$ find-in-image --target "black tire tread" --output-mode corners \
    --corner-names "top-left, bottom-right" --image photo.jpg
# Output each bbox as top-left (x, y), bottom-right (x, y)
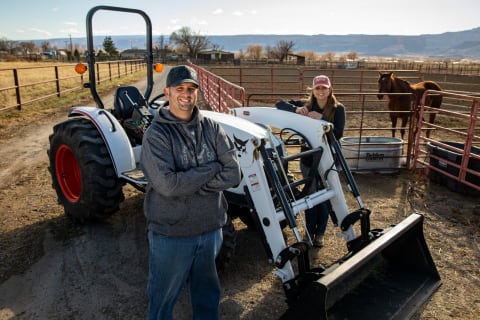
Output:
top-left (216, 216), bottom-right (237, 271)
top-left (48, 117), bottom-right (125, 223)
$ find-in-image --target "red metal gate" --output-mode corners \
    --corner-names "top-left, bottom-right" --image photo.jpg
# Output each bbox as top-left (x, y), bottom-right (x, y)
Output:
top-left (190, 62), bottom-right (480, 188)
top-left (412, 90), bottom-right (480, 193)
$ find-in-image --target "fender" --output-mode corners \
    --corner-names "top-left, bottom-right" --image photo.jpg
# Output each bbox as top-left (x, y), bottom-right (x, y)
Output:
top-left (68, 106), bottom-right (136, 176)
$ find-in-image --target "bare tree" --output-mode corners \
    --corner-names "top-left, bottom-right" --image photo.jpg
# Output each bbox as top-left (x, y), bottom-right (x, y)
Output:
top-left (265, 45), bottom-right (276, 60)
top-left (41, 41), bottom-right (51, 53)
top-left (0, 37), bottom-right (7, 52)
top-left (19, 41), bottom-right (36, 55)
top-left (0, 37), bottom-right (18, 54)
top-left (274, 40), bottom-right (295, 63)
top-left (236, 49), bottom-right (246, 60)
top-left (246, 45), bottom-right (263, 60)
top-left (297, 50), bottom-right (318, 62)
top-left (321, 52), bottom-right (335, 61)
top-left (211, 43), bottom-right (222, 51)
top-left (170, 26), bottom-right (209, 59)
top-left (347, 52), bottom-right (359, 60)
top-left (155, 35), bottom-right (170, 62)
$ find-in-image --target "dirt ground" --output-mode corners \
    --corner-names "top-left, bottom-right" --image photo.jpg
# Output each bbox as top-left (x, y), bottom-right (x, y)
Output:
top-left (0, 77), bottom-right (479, 319)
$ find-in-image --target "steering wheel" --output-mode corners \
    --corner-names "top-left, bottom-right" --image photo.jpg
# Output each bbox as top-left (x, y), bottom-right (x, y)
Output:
top-left (279, 128), bottom-right (310, 148)
top-left (149, 93), bottom-right (169, 109)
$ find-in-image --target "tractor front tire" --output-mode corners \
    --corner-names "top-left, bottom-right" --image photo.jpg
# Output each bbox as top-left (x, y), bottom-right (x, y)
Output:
top-left (216, 216), bottom-right (237, 271)
top-left (48, 117), bottom-right (125, 223)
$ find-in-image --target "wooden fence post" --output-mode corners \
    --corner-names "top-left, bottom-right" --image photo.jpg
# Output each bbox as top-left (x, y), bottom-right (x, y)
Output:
top-left (13, 69), bottom-right (21, 110)
top-left (96, 63), bottom-right (101, 84)
top-left (55, 66), bottom-right (60, 97)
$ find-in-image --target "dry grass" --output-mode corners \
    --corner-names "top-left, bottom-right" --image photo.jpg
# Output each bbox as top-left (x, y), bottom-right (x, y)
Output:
top-left (0, 61), bottom-right (148, 133)
top-left (0, 60), bottom-right (147, 114)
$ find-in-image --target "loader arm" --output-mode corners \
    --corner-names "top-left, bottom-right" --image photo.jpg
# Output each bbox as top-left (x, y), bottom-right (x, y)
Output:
top-left (230, 107), bottom-right (357, 241)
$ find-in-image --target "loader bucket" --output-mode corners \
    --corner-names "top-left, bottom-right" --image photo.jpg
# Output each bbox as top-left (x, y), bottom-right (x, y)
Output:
top-left (281, 213), bottom-right (441, 320)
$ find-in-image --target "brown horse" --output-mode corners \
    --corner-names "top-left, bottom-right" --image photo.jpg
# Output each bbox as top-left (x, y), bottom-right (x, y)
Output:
top-left (377, 72), bottom-right (443, 139)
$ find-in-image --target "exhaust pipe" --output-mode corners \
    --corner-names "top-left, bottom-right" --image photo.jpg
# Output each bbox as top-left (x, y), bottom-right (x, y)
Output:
top-left (281, 213), bottom-right (441, 320)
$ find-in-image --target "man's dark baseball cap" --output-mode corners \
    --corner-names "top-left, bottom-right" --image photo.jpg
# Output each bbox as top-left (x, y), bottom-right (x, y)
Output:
top-left (166, 65), bottom-right (199, 87)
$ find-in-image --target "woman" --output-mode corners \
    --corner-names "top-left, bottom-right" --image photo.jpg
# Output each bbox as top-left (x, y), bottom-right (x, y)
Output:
top-left (275, 75), bottom-right (346, 247)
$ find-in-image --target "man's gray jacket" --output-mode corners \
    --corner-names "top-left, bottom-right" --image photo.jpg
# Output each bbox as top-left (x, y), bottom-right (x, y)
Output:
top-left (140, 106), bottom-right (241, 237)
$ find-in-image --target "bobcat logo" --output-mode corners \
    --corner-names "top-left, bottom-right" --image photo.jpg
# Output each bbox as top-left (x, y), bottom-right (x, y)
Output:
top-left (233, 135), bottom-right (248, 157)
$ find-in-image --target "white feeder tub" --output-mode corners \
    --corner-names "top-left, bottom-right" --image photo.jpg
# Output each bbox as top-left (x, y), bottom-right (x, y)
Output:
top-left (340, 136), bottom-right (403, 173)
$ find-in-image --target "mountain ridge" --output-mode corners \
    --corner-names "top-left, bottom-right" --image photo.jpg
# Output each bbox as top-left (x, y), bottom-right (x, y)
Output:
top-left (36, 27), bottom-right (480, 59)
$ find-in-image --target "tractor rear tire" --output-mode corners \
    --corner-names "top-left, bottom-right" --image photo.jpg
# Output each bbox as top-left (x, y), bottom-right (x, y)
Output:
top-left (48, 117), bottom-right (125, 223)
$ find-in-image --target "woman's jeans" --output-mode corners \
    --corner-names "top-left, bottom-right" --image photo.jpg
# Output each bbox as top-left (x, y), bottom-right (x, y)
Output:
top-left (300, 162), bottom-right (330, 236)
top-left (146, 228), bottom-right (223, 320)
top-left (305, 201), bottom-right (329, 236)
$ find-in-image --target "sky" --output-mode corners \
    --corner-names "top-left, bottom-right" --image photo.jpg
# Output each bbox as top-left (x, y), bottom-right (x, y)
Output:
top-left (1, 0), bottom-right (479, 41)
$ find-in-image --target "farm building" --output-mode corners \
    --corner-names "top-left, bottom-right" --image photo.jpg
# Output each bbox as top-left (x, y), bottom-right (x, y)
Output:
top-left (197, 50), bottom-right (235, 63)
top-left (120, 49), bottom-right (146, 59)
top-left (287, 53), bottom-right (305, 65)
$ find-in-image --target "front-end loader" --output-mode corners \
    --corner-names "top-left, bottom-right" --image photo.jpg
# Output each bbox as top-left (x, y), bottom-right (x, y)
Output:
top-left (47, 5), bottom-right (441, 319)
top-left (223, 107), bottom-right (441, 319)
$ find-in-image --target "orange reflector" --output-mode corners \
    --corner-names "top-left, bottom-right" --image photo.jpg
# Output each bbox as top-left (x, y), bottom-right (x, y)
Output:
top-left (154, 63), bottom-right (164, 72)
top-left (75, 63), bottom-right (87, 74)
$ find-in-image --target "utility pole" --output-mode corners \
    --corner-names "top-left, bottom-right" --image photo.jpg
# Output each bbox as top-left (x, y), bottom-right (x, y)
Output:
top-left (69, 33), bottom-right (73, 61)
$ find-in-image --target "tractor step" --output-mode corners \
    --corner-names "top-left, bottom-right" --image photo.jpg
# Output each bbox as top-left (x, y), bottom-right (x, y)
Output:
top-left (121, 168), bottom-right (147, 184)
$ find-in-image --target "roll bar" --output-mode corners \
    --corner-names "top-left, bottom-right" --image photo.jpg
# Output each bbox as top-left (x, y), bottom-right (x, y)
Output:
top-left (85, 5), bottom-right (154, 109)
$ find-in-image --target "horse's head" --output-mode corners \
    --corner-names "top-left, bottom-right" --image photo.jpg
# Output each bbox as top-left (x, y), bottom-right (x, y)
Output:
top-left (377, 72), bottom-right (394, 100)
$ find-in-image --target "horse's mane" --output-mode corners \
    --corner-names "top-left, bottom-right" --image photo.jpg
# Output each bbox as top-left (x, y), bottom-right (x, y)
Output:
top-left (392, 74), bottom-right (413, 92)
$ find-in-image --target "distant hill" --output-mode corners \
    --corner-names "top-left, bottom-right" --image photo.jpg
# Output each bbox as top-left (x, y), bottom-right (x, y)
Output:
top-left (36, 27), bottom-right (480, 59)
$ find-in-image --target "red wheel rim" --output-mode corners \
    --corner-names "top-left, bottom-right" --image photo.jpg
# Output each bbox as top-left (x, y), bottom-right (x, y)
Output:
top-left (55, 145), bottom-right (81, 202)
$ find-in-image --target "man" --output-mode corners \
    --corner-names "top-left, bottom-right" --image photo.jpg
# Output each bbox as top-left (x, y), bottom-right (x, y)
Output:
top-left (140, 65), bottom-right (241, 320)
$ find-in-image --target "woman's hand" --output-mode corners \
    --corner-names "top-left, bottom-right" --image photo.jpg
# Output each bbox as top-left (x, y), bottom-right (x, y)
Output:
top-left (295, 106), bottom-right (309, 116)
top-left (307, 111), bottom-right (323, 120)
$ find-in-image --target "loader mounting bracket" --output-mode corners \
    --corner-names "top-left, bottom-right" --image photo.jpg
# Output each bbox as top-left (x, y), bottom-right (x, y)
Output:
top-left (275, 242), bottom-right (309, 269)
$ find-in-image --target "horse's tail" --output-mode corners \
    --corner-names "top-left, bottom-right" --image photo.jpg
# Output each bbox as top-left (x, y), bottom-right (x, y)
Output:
top-left (424, 80), bottom-right (442, 92)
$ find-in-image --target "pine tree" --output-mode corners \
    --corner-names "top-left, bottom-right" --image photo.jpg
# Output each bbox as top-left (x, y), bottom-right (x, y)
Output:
top-left (102, 36), bottom-right (118, 58)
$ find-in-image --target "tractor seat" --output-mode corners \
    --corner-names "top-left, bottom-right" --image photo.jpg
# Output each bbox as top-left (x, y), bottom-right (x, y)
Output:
top-left (114, 86), bottom-right (147, 120)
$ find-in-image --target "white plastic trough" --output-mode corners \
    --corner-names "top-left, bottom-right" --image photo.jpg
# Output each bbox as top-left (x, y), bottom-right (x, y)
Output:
top-left (340, 136), bottom-right (403, 173)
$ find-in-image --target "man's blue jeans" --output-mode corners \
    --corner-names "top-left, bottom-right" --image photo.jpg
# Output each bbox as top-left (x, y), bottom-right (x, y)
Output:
top-left (146, 228), bottom-right (223, 320)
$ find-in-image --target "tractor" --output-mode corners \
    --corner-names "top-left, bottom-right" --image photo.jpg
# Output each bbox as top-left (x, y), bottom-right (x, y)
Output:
top-left (48, 5), bottom-right (441, 319)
